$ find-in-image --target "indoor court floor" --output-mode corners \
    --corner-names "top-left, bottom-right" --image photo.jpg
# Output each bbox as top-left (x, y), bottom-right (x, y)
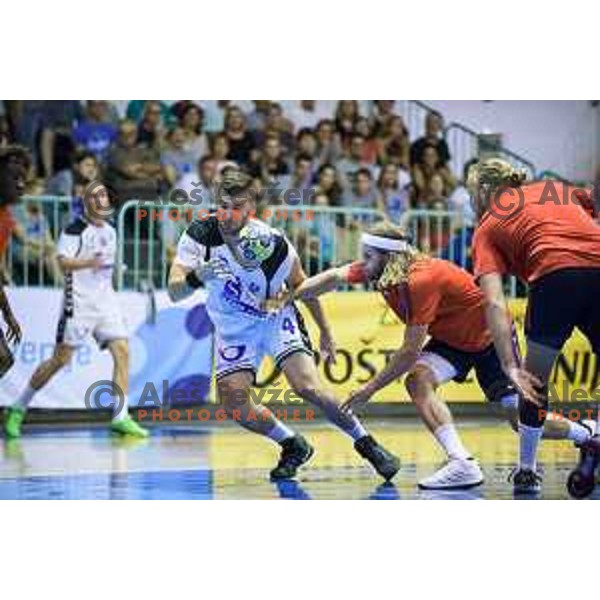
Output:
top-left (1, 420), bottom-right (598, 500)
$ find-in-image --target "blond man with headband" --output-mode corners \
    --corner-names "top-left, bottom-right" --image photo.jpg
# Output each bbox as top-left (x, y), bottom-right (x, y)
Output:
top-left (471, 158), bottom-right (600, 496)
top-left (290, 221), bottom-right (597, 491)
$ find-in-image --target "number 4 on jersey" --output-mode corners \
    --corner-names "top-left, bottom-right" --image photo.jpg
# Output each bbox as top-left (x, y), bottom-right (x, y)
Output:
top-left (282, 317), bottom-right (296, 334)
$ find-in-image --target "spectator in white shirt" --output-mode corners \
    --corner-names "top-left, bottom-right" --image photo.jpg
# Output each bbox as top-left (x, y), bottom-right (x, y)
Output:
top-left (288, 101), bottom-right (331, 131)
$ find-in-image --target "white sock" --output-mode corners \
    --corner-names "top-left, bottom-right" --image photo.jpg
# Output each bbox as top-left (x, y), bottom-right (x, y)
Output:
top-left (267, 421), bottom-right (295, 444)
top-left (595, 416), bottom-right (600, 436)
top-left (433, 423), bottom-right (471, 460)
top-left (582, 419), bottom-right (597, 436)
top-left (566, 420), bottom-right (591, 444)
top-left (346, 417), bottom-right (368, 442)
top-left (112, 397), bottom-right (129, 421)
top-left (519, 424), bottom-right (543, 470)
top-left (15, 384), bottom-right (36, 409)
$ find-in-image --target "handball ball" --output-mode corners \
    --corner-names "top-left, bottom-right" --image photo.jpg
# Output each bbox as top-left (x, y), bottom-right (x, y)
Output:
top-left (239, 225), bottom-right (276, 262)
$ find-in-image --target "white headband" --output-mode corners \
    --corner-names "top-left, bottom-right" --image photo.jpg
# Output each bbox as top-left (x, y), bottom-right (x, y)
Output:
top-left (361, 233), bottom-right (411, 253)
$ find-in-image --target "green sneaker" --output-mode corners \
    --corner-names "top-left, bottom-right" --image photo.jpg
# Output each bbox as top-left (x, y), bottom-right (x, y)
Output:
top-left (4, 406), bottom-right (26, 439)
top-left (111, 417), bottom-right (149, 438)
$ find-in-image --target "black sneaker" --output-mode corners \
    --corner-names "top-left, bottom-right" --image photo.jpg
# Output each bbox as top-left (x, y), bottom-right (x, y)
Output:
top-left (270, 435), bottom-right (314, 480)
top-left (510, 468), bottom-right (542, 495)
top-left (579, 434), bottom-right (600, 455)
top-left (354, 435), bottom-right (400, 481)
top-left (567, 444), bottom-right (599, 499)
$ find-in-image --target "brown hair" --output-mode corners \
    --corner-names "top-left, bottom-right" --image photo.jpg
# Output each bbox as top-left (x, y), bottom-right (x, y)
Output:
top-left (0, 145), bottom-right (31, 169)
top-left (364, 221), bottom-right (426, 288)
top-left (217, 168), bottom-right (254, 200)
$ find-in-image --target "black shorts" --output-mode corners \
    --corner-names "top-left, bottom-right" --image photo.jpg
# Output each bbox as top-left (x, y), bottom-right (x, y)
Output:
top-left (526, 267), bottom-right (600, 353)
top-left (420, 338), bottom-right (517, 402)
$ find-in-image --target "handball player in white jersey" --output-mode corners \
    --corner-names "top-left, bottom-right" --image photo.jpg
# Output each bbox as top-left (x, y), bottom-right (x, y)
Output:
top-left (168, 169), bottom-right (399, 480)
top-left (4, 182), bottom-right (148, 438)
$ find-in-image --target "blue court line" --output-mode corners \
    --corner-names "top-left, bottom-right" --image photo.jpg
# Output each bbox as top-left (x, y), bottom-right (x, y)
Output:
top-left (0, 468), bottom-right (214, 500)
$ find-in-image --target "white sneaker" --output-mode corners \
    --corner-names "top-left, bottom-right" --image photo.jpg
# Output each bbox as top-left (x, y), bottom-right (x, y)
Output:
top-left (418, 457), bottom-right (484, 490)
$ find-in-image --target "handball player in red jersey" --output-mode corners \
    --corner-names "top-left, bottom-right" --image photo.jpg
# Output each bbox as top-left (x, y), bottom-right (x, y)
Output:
top-left (280, 222), bottom-right (592, 490)
top-left (470, 158), bottom-right (600, 495)
top-left (284, 221), bottom-right (597, 490)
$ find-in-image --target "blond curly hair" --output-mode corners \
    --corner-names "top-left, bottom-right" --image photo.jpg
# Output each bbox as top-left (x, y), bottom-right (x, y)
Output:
top-left (364, 221), bottom-right (426, 288)
top-left (468, 157), bottom-right (527, 191)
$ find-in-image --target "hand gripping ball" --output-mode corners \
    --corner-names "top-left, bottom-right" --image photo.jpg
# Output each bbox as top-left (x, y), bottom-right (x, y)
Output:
top-left (238, 225), bottom-right (276, 263)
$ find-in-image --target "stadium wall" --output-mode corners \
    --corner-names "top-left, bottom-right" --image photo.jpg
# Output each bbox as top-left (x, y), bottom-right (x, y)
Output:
top-left (2, 289), bottom-right (598, 420)
top-left (427, 100), bottom-right (598, 182)
top-left (0, 288), bottom-right (214, 409)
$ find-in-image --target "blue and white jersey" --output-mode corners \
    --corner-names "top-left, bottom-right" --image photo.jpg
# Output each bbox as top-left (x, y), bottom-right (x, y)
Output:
top-left (175, 217), bottom-right (298, 337)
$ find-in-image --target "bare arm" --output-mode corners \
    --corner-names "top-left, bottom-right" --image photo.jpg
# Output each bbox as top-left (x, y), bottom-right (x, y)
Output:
top-left (479, 273), bottom-right (542, 404)
top-left (293, 264), bottom-right (350, 300)
top-left (168, 257), bottom-right (224, 302)
top-left (288, 256), bottom-right (338, 361)
top-left (288, 257), bottom-right (332, 333)
top-left (0, 283), bottom-right (15, 320)
top-left (0, 282), bottom-right (21, 343)
top-left (478, 273), bottom-right (518, 372)
top-left (167, 260), bottom-right (195, 303)
top-left (57, 255), bottom-right (102, 272)
top-left (342, 324), bottom-right (428, 412)
top-left (362, 324), bottom-right (428, 396)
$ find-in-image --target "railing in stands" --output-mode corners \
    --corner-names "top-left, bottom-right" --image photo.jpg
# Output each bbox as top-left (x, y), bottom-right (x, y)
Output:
top-left (4, 195), bottom-right (74, 288)
top-left (397, 100), bottom-right (437, 141)
top-left (8, 198), bottom-right (523, 298)
top-left (400, 208), bottom-right (521, 298)
top-left (445, 122), bottom-right (537, 180)
top-left (398, 104), bottom-right (537, 186)
top-left (115, 202), bottom-right (387, 290)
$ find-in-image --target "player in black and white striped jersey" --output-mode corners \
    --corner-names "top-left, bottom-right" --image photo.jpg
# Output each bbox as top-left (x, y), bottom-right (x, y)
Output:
top-left (4, 182), bottom-right (148, 439)
top-left (169, 168), bottom-right (400, 481)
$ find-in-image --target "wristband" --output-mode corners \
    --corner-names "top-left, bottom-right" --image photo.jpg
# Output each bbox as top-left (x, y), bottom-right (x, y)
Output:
top-left (186, 271), bottom-right (203, 289)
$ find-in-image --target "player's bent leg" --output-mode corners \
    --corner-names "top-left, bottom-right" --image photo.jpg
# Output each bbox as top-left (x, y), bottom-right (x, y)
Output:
top-left (405, 365), bottom-right (483, 490)
top-left (31, 343), bottom-right (75, 390)
top-left (281, 351), bottom-right (400, 481)
top-left (217, 370), bottom-right (314, 480)
top-left (501, 394), bottom-right (591, 444)
top-left (106, 339), bottom-right (148, 438)
top-left (510, 339), bottom-right (560, 494)
top-left (4, 344), bottom-right (75, 439)
top-left (218, 370), bottom-right (286, 437)
top-left (405, 365), bottom-right (454, 433)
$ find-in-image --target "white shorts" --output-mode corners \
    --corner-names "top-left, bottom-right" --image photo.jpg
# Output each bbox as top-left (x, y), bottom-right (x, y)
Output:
top-left (215, 304), bottom-right (313, 381)
top-left (414, 352), bottom-right (458, 385)
top-left (56, 307), bottom-right (128, 348)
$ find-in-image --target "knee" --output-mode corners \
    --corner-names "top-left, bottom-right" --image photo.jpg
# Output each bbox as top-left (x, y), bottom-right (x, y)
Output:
top-left (405, 368), bottom-right (434, 402)
top-left (519, 396), bottom-right (548, 428)
top-left (217, 374), bottom-right (252, 409)
top-left (111, 340), bottom-right (129, 365)
top-left (288, 368), bottom-right (321, 399)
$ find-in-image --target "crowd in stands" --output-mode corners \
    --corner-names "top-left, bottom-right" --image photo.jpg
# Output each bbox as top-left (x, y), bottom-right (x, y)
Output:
top-left (0, 100), bottom-right (477, 285)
